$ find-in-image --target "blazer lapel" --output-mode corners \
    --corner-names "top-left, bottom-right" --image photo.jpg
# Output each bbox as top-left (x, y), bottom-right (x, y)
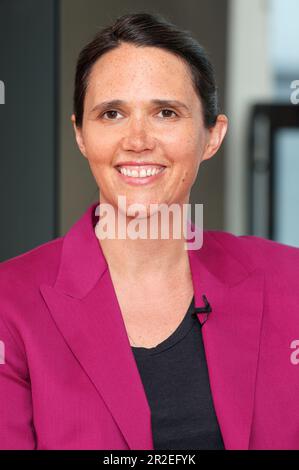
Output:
top-left (40, 203), bottom-right (153, 450)
top-left (189, 232), bottom-right (265, 450)
top-left (40, 202), bottom-right (264, 450)
top-left (40, 275), bottom-right (154, 450)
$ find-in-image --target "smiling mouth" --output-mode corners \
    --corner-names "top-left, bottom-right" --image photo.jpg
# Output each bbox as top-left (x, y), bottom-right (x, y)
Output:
top-left (115, 165), bottom-right (166, 178)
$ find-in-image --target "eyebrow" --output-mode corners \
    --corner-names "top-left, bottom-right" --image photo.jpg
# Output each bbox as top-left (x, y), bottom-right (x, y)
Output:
top-left (90, 99), bottom-right (190, 114)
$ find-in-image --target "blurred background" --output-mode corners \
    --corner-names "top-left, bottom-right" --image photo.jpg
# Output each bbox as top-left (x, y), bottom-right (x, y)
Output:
top-left (0, 0), bottom-right (299, 261)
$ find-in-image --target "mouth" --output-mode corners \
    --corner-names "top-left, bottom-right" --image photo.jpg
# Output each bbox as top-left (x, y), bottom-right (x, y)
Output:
top-left (114, 164), bottom-right (167, 186)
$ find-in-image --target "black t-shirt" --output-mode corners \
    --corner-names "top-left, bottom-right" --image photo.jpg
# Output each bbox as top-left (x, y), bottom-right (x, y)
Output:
top-left (131, 296), bottom-right (225, 450)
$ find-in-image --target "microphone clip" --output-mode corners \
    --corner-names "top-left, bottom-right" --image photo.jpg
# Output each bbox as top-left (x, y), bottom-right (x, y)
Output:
top-left (192, 294), bottom-right (212, 325)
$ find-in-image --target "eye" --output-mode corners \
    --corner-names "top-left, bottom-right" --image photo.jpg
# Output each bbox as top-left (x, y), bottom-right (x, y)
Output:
top-left (99, 108), bottom-right (178, 120)
top-left (158, 108), bottom-right (178, 118)
top-left (101, 110), bottom-right (123, 120)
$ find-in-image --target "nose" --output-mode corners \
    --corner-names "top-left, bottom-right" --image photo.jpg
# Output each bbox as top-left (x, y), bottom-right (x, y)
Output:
top-left (121, 115), bottom-right (155, 152)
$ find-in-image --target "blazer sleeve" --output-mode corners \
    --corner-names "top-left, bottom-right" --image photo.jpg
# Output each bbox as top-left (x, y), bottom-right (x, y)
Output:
top-left (0, 314), bottom-right (36, 449)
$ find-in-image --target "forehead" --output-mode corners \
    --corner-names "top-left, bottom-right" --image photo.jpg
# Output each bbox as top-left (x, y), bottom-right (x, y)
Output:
top-left (85, 43), bottom-right (197, 103)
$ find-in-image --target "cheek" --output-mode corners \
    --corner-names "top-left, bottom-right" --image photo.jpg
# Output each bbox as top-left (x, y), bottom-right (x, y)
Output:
top-left (177, 141), bottom-right (201, 169)
top-left (86, 141), bottom-right (112, 165)
top-left (180, 167), bottom-right (197, 187)
top-left (173, 130), bottom-right (203, 160)
top-left (83, 128), bottom-right (113, 163)
top-left (177, 148), bottom-right (201, 188)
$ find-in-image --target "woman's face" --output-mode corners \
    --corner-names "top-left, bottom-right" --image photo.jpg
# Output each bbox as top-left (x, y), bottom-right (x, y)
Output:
top-left (72, 43), bottom-right (227, 215)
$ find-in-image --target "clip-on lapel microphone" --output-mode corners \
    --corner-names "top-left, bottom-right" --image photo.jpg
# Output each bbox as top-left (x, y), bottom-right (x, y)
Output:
top-left (192, 294), bottom-right (212, 326)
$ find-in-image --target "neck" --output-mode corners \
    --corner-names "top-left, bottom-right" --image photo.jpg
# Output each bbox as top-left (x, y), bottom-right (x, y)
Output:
top-left (95, 197), bottom-right (192, 280)
top-left (98, 235), bottom-right (190, 279)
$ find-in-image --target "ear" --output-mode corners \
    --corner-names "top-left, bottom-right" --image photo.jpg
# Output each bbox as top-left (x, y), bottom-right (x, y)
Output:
top-left (71, 114), bottom-right (87, 158)
top-left (201, 114), bottom-right (228, 162)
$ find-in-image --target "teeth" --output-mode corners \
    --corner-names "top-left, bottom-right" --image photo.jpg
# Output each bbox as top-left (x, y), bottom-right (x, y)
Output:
top-left (118, 166), bottom-right (164, 178)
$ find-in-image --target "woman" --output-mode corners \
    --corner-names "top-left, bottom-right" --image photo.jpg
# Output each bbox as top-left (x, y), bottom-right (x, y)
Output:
top-left (0, 12), bottom-right (299, 451)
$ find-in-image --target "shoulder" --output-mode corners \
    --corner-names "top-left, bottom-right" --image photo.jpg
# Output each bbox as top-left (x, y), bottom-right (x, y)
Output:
top-left (205, 230), bottom-right (299, 290)
top-left (207, 229), bottom-right (299, 262)
top-left (0, 236), bottom-right (64, 301)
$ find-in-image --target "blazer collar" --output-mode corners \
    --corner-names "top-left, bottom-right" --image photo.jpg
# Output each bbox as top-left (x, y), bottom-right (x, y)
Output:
top-left (51, 201), bottom-right (250, 302)
top-left (40, 202), bottom-right (264, 450)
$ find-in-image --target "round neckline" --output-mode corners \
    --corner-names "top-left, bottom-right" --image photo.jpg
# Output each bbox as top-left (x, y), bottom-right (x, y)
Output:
top-left (131, 295), bottom-right (198, 357)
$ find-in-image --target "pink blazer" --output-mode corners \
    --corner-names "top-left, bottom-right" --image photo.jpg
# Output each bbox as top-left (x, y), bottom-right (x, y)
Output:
top-left (1, 201), bottom-right (299, 450)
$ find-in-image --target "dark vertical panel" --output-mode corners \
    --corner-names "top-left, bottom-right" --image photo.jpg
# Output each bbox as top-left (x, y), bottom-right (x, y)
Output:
top-left (0, 0), bottom-right (58, 261)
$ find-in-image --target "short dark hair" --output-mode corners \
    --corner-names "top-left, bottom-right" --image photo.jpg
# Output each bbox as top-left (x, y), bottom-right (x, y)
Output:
top-left (73, 12), bottom-right (219, 129)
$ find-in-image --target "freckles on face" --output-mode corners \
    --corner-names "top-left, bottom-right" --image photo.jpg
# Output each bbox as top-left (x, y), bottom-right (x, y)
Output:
top-left (79, 43), bottom-right (207, 206)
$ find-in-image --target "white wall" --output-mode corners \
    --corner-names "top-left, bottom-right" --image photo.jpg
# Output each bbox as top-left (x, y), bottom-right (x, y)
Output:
top-left (225, 0), bottom-right (273, 234)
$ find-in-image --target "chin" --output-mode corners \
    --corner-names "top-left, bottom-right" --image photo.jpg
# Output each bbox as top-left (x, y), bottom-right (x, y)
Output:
top-left (118, 198), bottom-right (166, 218)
